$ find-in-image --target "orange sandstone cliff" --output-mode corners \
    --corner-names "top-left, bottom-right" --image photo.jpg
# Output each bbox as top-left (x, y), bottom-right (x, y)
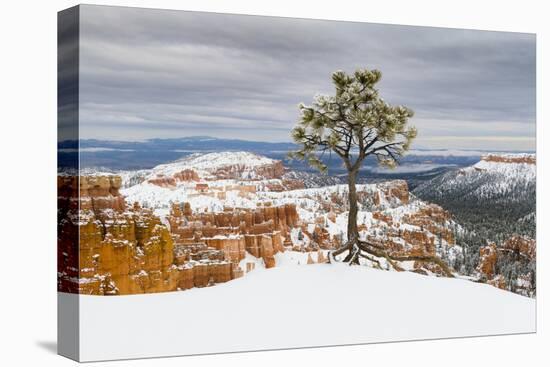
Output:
top-left (58, 175), bottom-right (300, 295)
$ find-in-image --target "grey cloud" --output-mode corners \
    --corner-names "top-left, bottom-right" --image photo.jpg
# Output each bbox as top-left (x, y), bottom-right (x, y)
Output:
top-left (76, 5), bottom-right (536, 149)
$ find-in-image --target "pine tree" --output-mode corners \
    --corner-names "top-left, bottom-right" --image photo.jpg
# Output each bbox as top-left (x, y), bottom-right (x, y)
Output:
top-left (289, 68), bottom-right (452, 275)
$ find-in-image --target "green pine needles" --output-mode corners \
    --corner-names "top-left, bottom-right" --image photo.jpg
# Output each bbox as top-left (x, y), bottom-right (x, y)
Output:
top-left (289, 68), bottom-right (416, 174)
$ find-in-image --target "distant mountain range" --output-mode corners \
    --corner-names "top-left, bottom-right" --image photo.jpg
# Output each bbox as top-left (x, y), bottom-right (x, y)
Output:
top-left (58, 136), bottom-right (533, 188)
top-left (58, 136), bottom-right (295, 170)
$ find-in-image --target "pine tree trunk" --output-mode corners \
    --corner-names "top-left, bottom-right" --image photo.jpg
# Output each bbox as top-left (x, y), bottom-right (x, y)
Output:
top-left (330, 166), bottom-right (453, 275)
top-left (329, 165), bottom-right (454, 277)
top-left (347, 168), bottom-right (359, 242)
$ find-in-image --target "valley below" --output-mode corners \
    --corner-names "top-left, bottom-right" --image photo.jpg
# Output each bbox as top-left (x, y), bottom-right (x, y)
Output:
top-left (57, 148), bottom-right (536, 298)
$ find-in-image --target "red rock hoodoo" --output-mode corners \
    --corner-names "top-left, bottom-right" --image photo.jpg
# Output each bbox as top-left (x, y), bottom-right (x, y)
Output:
top-left (477, 236), bottom-right (536, 296)
top-left (481, 154), bottom-right (536, 165)
top-left (58, 176), bottom-right (245, 295)
top-left (167, 201), bottom-right (299, 269)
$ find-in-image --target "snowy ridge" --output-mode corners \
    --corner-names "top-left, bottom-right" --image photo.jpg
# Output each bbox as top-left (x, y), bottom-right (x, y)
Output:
top-left (473, 153), bottom-right (535, 178)
top-left (482, 152), bottom-right (535, 160)
top-left (412, 152), bottom-right (536, 291)
top-left (150, 151), bottom-right (279, 179)
top-left (415, 153), bottom-right (536, 201)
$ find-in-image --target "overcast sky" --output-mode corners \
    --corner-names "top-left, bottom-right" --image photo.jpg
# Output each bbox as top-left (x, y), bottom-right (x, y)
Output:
top-left (77, 5), bottom-right (536, 150)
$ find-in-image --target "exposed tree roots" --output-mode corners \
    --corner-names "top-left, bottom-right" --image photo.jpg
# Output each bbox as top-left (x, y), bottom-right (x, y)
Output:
top-left (329, 237), bottom-right (454, 278)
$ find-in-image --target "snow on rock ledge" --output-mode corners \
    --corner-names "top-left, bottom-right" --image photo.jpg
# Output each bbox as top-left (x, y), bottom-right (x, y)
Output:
top-left (470, 153), bottom-right (536, 178)
top-left (480, 153), bottom-right (536, 165)
top-left (149, 151), bottom-right (285, 182)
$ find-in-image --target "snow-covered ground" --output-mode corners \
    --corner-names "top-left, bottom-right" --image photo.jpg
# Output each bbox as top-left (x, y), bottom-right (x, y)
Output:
top-left (75, 260), bottom-right (535, 361)
top-left (151, 151), bottom-right (278, 179)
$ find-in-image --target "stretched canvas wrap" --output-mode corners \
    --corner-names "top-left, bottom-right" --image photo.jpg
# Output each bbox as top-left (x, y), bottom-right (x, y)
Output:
top-left (58, 5), bottom-right (537, 362)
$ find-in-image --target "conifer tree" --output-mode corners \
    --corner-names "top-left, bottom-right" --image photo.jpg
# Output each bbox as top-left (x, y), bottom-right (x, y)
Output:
top-left (290, 68), bottom-right (452, 275)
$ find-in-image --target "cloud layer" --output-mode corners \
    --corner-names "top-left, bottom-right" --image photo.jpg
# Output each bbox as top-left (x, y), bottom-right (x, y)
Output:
top-left (76, 5), bottom-right (536, 150)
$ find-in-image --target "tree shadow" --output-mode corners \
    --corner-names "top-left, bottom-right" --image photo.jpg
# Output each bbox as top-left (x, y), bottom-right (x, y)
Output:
top-left (36, 340), bottom-right (57, 354)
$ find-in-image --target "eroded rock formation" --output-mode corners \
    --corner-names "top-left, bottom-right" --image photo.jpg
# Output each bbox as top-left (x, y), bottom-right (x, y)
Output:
top-left (59, 171), bottom-right (477, 296)
top-left (58, 176), bottom-right (244, 295)
top-left (478, 243), bottom-right (498, 279)
top-left (212, 160), bottom-right (285, 180)
top-left (373, 180), bottom-right (410, 206)
top-left (481, 154), bottom-right (536, 165)
top-left (477, 236), bottom-right (536, 296)
top-left (167, 201), bottom-right (298, 268)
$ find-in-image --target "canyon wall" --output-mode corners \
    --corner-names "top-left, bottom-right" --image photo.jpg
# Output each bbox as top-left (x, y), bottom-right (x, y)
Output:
top-left (58, 175), bottom-right (300, 295)
top-left (58, 176), bottom-right (247, 295)
top-left (167, 201), bottom-right (298, 268)
top-left (59, 175), bottom-right (462, 295)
